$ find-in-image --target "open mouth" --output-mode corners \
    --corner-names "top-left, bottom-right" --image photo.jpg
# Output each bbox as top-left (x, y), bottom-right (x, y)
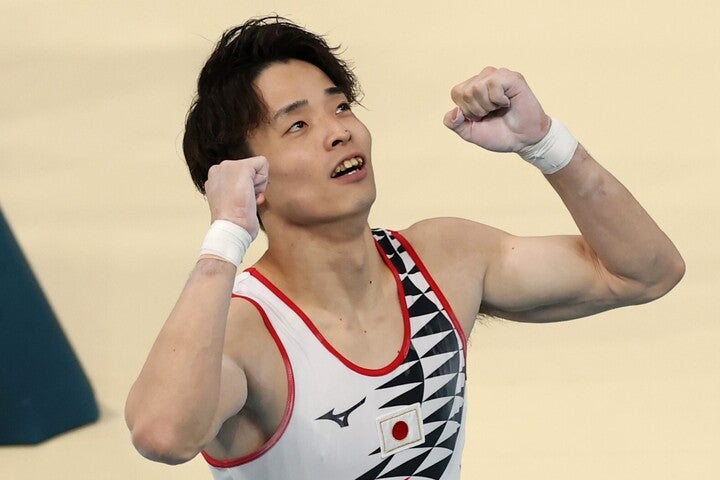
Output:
top-left (331, 157), bottom-right (365, 178)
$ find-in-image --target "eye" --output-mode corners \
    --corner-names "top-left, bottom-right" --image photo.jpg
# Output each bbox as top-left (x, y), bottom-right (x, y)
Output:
top-left (336, 102), bottom-right (351, 114)
top-left (287, 120), bottom-right (306, 133)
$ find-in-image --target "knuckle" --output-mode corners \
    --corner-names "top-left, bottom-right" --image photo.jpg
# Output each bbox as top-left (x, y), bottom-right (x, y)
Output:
top-left (469, 82), bottom-right (485, 96)
top-left (461, 90), bottom-right (475, 103)
top-left (450, 85), bottom-right (463, 102)
top-left (480, 66), bottom-right (497, 76)
top-left (485, 78), bottom-right (501, 93)
top-left (253, 156), bottom-right (269, 168)
top-left (504, 68), bottom-right (524, 81)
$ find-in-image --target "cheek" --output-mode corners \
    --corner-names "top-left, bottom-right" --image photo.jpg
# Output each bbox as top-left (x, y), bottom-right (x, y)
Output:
top-left (264, 155), bottom-right (314, 199)
top-left (354, 121), bottom-right (372, 150)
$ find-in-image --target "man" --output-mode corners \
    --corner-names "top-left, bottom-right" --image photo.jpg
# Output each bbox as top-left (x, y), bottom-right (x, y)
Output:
top-left (125, 16), bottom-right (684, 480)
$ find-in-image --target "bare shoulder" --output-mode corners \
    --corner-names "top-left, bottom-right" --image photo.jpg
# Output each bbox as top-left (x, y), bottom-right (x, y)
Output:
top-left (400, 217), bottom-right (508, 268)
top-left (225, 293), bottom-right (288, 406)
top-left (223, 295), bottom-right (279, 372)
top-left (208, 293), bottom-right (288, 456)
top-left (398, 217), bottom-right (510, 332)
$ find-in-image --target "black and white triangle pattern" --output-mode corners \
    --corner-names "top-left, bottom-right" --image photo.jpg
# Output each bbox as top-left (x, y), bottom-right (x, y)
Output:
top-left (354, 230), bottom-right (467, 480)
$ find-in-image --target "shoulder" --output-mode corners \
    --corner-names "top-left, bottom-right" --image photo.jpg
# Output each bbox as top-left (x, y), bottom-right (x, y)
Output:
top-left (209, 295), bottom-right (289, 457)
top-left (397, 218), bottom-right (511, 331)
top-left (223, 270), bottom-right (276, 357)
top-left (224, 291), bottom-right (288, 411)
top-left (223, 293), bottom-right (277, 372)
top-left (399, 217), bottom-right (508, 267)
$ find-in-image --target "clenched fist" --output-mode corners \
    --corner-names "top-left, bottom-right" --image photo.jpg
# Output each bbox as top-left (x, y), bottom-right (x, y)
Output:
top-left (204, 156), bottom-right (269, 239)
top-left (443, 67), bottom-right (551, 153)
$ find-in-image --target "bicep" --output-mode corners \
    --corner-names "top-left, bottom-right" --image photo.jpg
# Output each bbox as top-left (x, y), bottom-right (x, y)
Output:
top-left (203, 300), bottom-right (258, 444)
top-left (213, 356), bottom-right (248, 427)
top-left (482, 234), bottom-right (645, 322)
top-left (403, 217), bottom-right (644, 326)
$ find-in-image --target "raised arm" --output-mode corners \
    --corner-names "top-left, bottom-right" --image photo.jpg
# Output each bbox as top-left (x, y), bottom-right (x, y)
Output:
top-left (439, 67), bottom-right (684, 323)
top-left (125, 156), bottom-right (268, 463)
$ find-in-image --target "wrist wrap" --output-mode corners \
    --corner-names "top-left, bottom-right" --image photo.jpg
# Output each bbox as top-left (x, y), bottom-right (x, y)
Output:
top-left (199, 220), bottom-right (252, 267)
top-left (518, 118), bottom-right (578, 174)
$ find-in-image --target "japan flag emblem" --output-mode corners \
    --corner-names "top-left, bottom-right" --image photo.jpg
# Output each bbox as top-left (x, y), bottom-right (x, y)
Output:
top-left (376, 403), bottom-right (425, 458)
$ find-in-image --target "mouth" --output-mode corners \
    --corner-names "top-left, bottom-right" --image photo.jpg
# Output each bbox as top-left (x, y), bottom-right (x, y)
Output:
top-left (331, 156), bottom-right (365, 179)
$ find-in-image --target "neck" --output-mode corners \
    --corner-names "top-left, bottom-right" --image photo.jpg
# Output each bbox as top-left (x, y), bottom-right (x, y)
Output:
top-left (256, 217), bottom-right (387, 311)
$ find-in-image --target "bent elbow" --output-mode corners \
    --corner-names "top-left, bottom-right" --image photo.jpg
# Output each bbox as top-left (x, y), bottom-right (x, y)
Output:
top-left (670, 254), bottom-right (686, 288)
top-left (635, 253), bottom-right (686, 304)
top-left (129, 421), bottom-right (201, 465)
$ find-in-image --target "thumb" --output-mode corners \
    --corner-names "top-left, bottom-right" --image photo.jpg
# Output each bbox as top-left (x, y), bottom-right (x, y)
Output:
top-left (443, 107), bottom-right (466, 131)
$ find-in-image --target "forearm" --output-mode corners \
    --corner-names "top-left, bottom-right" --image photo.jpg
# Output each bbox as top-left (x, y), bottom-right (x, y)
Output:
top-left (546, 144), bottom-right (685, 300)
top-left (443, 68), bottom-right (684, 319)
top-left (125, 258), bottom-right (237, 461)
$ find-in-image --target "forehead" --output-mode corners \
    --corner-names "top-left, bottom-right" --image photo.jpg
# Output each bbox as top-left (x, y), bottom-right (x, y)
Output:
top-left (254, 59), bottom-right (337, 109)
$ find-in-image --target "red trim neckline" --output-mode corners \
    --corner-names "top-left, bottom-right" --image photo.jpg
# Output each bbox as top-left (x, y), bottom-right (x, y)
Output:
top-left (389, 229), bottom-right (468, 352)
top-left (245, 242), bottom-right (412, 377)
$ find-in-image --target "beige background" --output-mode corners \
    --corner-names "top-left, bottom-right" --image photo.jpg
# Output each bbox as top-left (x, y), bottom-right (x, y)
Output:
top-left (1, 1), bottom-right (718, 478)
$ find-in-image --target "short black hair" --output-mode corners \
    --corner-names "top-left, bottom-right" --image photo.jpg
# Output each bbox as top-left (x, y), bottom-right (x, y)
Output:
top-left (183, 15), bottom-right (361, 193)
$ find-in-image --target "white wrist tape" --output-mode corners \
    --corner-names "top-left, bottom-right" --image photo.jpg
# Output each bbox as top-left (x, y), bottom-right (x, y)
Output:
top-left (199, 220), bottom-right (252, 267)
top-left (518, 118), bottom-right (578, 174)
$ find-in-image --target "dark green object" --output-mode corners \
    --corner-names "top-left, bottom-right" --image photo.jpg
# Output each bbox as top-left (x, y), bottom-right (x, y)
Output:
top-left (0, 208), bottom-right (99, 444)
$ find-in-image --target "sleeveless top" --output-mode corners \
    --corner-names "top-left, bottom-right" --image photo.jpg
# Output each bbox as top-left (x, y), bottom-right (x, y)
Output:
top-left (202, 229), bottom-right (468, 480)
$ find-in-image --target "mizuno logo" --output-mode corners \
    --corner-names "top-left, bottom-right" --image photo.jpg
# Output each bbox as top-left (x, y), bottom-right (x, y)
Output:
top-left (315, 397), bottom-right (366, 428)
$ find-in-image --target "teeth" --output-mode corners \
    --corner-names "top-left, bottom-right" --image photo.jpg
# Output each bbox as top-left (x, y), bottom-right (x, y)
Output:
top-left (332, 157), bottom-right (364, 177)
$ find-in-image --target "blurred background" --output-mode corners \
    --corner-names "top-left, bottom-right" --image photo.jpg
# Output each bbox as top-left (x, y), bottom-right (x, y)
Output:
top-left (1, 1), bottom-right (717, 478)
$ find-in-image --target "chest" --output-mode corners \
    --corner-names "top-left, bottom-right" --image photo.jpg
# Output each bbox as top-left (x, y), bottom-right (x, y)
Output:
top-left (218, 275), bottom-right (468, 479)
top-left (304, 292), bottom-right (406, 370)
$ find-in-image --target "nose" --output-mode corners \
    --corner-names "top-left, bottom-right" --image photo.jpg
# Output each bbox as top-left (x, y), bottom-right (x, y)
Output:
top-left (325, 122), bottom-right (351, 150)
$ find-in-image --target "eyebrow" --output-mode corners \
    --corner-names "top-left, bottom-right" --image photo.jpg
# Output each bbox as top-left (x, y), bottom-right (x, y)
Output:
top-left (272, 86), bottom-right (346, 121)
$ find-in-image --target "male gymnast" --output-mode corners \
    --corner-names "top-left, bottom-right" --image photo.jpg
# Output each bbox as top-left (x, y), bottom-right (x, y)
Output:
top-left (125, 16), bottom-right (684, 480)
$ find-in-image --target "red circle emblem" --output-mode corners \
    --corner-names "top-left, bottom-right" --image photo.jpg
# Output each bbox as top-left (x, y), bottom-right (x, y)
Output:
top-left (392, 420), bottom-right (409, 440)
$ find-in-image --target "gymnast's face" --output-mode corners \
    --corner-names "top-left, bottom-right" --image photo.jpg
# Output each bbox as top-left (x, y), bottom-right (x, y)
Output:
top-left (248, 60), bottom-right (375, 227)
